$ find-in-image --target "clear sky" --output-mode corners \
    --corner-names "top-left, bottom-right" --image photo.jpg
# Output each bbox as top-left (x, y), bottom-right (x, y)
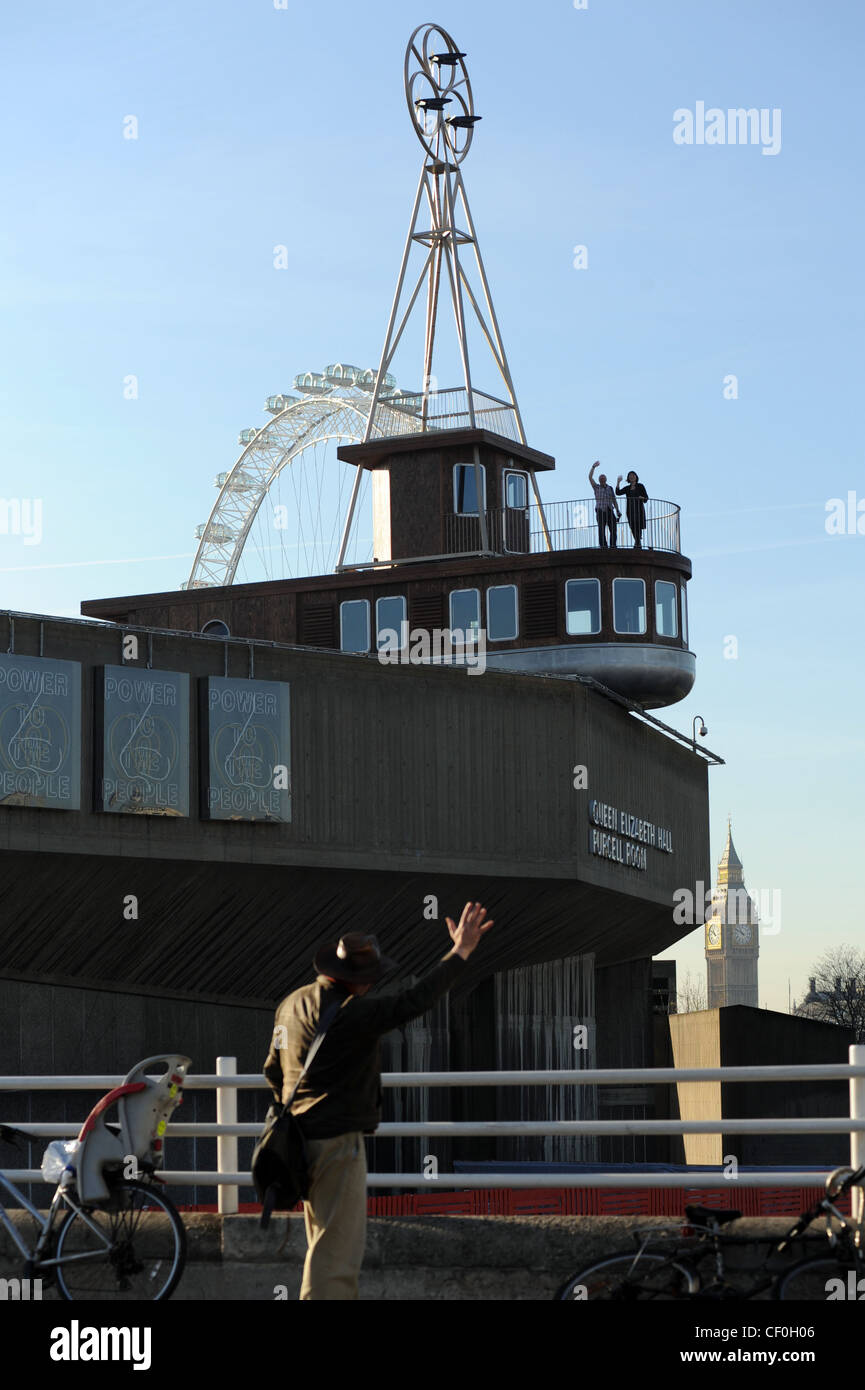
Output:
top-left (1, 0), bottom-right (862, 1012)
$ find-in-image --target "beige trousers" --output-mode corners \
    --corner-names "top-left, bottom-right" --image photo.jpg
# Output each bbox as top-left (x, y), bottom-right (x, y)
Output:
top-left (300, 1131), bottom-right (367, 1300)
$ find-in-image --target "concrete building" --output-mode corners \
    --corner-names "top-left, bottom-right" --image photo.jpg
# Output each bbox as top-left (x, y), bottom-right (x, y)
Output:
top-left (0, 604), bottom-right (712, 1184)
top-left (669, 1006), bottom-right (853, 1166)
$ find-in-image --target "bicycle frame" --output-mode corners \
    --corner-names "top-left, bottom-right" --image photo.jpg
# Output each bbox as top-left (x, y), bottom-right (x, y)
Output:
top-left (0, 1168), bottom-right (115, 1271)
top-left (623, 1174), bottom-right (865, 1298)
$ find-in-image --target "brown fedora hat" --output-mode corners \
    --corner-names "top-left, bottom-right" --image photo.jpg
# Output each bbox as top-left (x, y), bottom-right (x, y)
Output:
top-left (313, 932), bottom-right (398, 984)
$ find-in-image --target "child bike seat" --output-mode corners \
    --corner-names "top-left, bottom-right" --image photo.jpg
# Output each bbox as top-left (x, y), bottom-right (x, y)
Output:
top-left (74, 1055), bottom-right (191, 1204)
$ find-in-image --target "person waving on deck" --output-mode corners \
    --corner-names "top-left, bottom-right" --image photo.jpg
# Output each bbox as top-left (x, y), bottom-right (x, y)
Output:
top-left (588, 461), bottom-right (620, 548)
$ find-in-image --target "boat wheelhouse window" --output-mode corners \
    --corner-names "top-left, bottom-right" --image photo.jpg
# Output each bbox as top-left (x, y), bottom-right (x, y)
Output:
top-left (655, 581), bottom-right (678, 638)
top-left (449, 588), bottom-right (481, 644)
top-left (487, 585), bottom-right (518, 641)
top-left (681, 584), bottom-right (689, 646)
top-left (453, 463), bottom-right (485, 515)
top-left (565, 579), bottom-right (601, 636)
top-left (376, 595), bottom-right (407, 652)
top-left (504, 470), bottom-right (528, 509)
top-left (340, 599), bottom-right (370, 653)
top-left (613, 578), bottom-right (646, 634)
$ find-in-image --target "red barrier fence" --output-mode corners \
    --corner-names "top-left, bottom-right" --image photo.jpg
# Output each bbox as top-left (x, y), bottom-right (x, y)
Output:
top-left (191, 1185), bottom-right (852, 1218)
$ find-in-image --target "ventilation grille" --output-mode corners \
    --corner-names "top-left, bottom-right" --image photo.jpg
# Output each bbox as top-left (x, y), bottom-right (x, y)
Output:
top-left (522, 582), bottom-right (558, 639)
top-left (299, 604), bottom-right (337, 647)
top-left (410, 593), bottom-right (446, 633)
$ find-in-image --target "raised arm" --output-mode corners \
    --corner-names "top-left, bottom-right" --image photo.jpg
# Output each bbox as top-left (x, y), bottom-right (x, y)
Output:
top-left (361, 903), bottom-right (494, 1035)
top-left (445, 901), bottom-right (494, 960)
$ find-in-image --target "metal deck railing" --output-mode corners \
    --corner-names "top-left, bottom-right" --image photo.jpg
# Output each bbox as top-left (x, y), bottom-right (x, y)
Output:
top-left (2, 1048), bottom-right (863, 1217)
top-left (444, 498), bottom-right (681, 558)
top-left (368, 387), bottom-right (522, 443)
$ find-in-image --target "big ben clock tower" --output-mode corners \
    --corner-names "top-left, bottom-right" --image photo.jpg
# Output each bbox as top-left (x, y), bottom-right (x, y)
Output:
top-left (705, 820), bottom-right (759, 1007)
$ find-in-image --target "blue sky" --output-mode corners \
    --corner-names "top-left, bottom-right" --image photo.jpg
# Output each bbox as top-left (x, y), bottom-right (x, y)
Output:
top-left (1, 0), bottom-right (862, 1011)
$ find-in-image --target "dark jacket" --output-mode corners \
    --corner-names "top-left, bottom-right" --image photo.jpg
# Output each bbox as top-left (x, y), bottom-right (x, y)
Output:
top-left (263, 953), bottom-right (466, 1139)
top-left (615, 481), bottom-right (648, 531)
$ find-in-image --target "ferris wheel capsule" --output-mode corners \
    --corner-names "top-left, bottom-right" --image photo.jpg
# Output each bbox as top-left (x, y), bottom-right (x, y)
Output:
top-left (238, 428), bottom-right (259, 445)
top-left (357, 368), bottom-right (397, 394)
top-left (265, 393), bottom-right (299, 414)
top-left (195, 523), bottom-right (236, 544)
top-left (324, 364), bottom-right (364, 387)
top-left (294, 371), bottom-right (330, 395)
top-left (214, 470), bottom-right (256, 491)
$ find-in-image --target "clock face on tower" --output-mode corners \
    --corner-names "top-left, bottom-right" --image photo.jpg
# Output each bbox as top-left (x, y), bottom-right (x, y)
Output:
top-left (706, 922), bottom-right (721, 948)
top-left (733, 924), bottom-right (753, 945)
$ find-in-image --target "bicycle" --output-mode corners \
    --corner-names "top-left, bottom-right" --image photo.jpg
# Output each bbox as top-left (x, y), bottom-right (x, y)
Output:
top-left (554, 1164), bottom-right (865, 1301)
top-left (0, 1054), bottom-right (190, 1301)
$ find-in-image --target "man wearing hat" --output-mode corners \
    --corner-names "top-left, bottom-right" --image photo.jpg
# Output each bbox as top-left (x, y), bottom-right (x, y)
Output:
top-left (263, 901), bottom-right (493, 1299)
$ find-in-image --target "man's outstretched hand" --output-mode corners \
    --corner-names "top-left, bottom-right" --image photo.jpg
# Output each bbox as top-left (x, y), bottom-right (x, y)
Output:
top-left (446, 901), bottom-right (494, 960)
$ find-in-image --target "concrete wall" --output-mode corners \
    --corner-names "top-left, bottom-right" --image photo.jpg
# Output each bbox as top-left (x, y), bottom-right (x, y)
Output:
top-left (718, 1007), bottom-right (854, 1166)
top-left (669, 1007), bottom-right (855, 1166)
top-left (0, 611), bottom-right (707, 908)
top-left (0, 975), bottom-right (272, 1209)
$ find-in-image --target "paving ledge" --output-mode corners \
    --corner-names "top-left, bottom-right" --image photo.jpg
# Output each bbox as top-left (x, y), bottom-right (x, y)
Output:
top-left (0, 1214), bottom-right (831, 1301)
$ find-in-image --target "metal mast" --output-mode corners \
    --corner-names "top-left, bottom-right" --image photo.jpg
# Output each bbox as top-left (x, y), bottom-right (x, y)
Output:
top-left (364, 23), bottom-right (527, 446)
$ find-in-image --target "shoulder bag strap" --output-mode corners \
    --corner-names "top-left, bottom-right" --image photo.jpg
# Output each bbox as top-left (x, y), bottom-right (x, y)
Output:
top-left (283, 997), bottom-right (343, 1111)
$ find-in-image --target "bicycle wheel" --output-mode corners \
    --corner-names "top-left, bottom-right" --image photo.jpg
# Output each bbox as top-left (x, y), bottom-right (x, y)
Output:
top-left (54, 1179), bottom-right (186, 1301)
top-left (556, 1251), bottom-right (699, 1301)
top-left (775, 1256), bottom-right (861, 1302)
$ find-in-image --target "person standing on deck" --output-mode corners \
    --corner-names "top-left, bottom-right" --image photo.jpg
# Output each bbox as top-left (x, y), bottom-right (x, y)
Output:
top-left (616, 471), bottom-right (649, 549)
top-left (588, 461), bottom-right (621, 548)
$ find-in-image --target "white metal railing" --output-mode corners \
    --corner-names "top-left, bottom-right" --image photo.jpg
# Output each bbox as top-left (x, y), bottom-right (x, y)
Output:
top-left (2, 1047), bottom-right (864, 1218)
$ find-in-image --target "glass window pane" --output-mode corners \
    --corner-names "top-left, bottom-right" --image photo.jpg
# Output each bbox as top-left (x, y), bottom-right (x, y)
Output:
top-left (565, 579), bottom-right (601, 635)
top-left (376, 595), bottom-right (406, 651)
top-left (340, 599), bottom-right (369, 652)
top-left (681, 584), bottom-right (689, 645)
top-left (450, 588), bottom-right (480, 643)
top-left (487, 585), bottom-right (518, 641)
top-left (505, 472), bottom-right (527, 509)
top-left (613, 578), bottom-right (646, 634)
top-left (454, 463), bottom-right (484, 515)
top-left (655, 581), bottom-right (678, 637)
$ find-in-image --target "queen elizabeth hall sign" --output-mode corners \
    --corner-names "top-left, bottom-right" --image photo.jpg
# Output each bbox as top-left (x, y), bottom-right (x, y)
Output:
top-left (588, 797), bottom-right (674, 872)
top-left (95, 666), bottom-right (190, 816)
top-left (200, 676), bottom-right (291, 821)
top-left (0, 654), bottom-right (81, 809)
